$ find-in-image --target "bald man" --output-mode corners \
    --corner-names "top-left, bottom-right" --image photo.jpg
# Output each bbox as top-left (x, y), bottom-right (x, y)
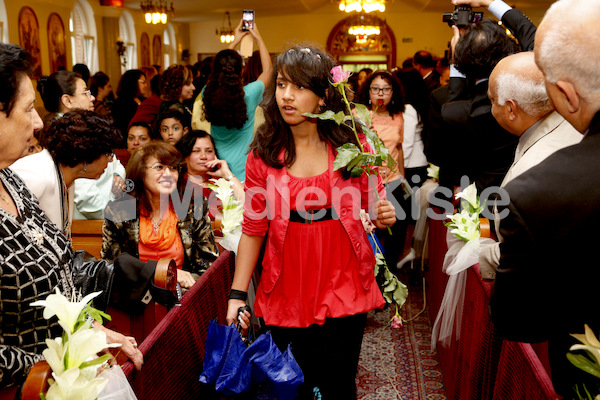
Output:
top-left (489, 0), bottom-right (600, 395)
top-left (478, 52), bottom-right (581, 279)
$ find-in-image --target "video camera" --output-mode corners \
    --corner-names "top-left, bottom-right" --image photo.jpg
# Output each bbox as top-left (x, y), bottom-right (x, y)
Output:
top-left (442, 5), bottom-right (483, 28)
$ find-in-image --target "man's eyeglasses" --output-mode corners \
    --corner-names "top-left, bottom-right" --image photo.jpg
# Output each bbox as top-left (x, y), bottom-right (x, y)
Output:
top-left (369, 86), bottom-right (392, 95)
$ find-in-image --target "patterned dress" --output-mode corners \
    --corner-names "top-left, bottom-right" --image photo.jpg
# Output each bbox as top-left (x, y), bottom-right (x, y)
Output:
top-left (0, 168), bottom-right (76, 389)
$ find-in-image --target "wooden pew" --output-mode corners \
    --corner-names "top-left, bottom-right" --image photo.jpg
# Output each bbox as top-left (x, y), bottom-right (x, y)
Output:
top-left (71, 219), bottom-right (104, 259)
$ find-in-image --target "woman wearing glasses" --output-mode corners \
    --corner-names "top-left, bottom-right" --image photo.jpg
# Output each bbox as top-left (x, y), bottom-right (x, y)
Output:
top-left (101, 141), bottom-right (219, 291)
top-left (11, 110), bottom-right (120, 238)
top-left (357, 70), bottom-right (408, 268)
top-left (35, 70), bottom-right (127, 222)
top-left (36, 70), bottom-right (95, 122)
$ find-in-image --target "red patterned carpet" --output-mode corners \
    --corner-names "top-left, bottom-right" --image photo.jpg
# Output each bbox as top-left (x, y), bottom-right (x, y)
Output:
top-left (356, 279), bottom-right (447, 400)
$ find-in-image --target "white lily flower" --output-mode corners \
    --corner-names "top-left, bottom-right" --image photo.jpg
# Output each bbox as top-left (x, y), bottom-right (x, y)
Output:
top-left (446, 210), bottom-right (480, 242)
top-left (427, 163), bottom-right (439, 181)
top-left (31, 288), bottom-right (102, 333)
top-left (46, 367), bottom-right (107, 400)
top-left (455, 183), bottom-right (479, 210)
top-left (208, 178), bottom-right (244, 237)
top-left (43, 338), bottom-right (66, 376)
top-left (65, 324), bottom-right (119, 370)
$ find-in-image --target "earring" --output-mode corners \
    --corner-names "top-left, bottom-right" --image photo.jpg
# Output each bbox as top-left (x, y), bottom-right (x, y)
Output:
top-left (83, 163), bottom-right (87, 172)
top-left (369, 99), bottom-right (372, 105)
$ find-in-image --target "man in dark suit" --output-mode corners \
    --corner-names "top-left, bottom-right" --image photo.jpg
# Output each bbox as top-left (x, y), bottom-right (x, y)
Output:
top-left (432, 0), bottom-right (539, 192)
top-left (413, 51), bottom-right (441, 93)
top-left (490, 0), bottom-right (600, 396)
top-left (437, 19), bottom-right (520, 193)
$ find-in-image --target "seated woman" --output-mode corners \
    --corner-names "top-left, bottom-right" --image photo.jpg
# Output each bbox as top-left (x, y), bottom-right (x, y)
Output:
top-left (157, 109), bottom-right (190, 145)
top-left (89, 71), bottom-right (114, 120)
top-left (176, 130), bottom-right (244, 205)
top-left (0, 43), bottom-right (141, 391)
top-left (158, 64), bottom-right (196, 120)
top-left (121, 121), bottom-right (155, 167)
top-left (101, 141), bottom-right (219, 291)
top-left (11, 110), bottom-right (121, 237)
top-left (35, 71), bottom-right (126, 222)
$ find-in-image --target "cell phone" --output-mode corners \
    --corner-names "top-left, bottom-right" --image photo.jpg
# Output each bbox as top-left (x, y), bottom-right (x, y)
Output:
top-left (242, 9), bottom-right (254, 31)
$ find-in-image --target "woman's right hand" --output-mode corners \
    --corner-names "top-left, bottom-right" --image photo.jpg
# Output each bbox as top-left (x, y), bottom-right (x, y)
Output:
top-left (226, 299), bottom-right (251, 332)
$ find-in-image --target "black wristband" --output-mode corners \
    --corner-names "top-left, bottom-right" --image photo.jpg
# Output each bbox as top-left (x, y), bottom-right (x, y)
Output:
top-left (229, 289), bottom-right (248, 301)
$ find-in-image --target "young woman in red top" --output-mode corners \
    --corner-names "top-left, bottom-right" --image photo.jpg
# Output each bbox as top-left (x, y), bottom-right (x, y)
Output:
top-left (226, 44), bottom-right (396, 399)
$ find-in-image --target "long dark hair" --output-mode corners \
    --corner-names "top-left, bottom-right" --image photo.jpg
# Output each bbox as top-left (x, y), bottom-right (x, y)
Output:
top-left (202, 49), bottom-right (247, 130)
top-left (356, 70), bottom-right (405, 116)
top-left (251, 44), bottom-right (360, 171)
top-left (116, 69), bottom-right (145, 100)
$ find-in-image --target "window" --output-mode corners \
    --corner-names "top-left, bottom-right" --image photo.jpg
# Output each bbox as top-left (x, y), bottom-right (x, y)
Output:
top-left (118, 11), bottom-right (137, 73)
top-left (163, 23), bottom-right (176, 67)
top-left (0, 0), bottom-right (7, 43)
top-left (69, 0), bottom-right (98, 73)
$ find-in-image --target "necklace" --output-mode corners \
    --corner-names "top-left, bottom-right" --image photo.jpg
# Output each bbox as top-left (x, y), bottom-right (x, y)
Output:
top-left (0, 191), bottom-right (9, 204)
top-left (152, 218), bottom-right (162, 234)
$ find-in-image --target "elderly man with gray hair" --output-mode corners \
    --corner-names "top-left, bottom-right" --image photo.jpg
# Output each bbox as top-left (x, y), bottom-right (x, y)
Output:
top-left (489, 0), bottom-right (600, 396)
top-left (478, 51), bottom-right (581, 279)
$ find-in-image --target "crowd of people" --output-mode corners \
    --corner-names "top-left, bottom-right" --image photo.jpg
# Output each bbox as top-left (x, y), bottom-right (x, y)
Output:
top-left (1, 0), bottom-right (599, 398)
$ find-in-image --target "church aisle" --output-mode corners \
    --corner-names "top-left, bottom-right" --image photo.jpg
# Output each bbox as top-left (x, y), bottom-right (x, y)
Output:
top-left (357, 274), bottom-right (446, 400)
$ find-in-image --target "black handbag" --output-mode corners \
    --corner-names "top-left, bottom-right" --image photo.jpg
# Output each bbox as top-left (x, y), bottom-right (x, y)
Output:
top-left (71, 250), bottom-right (178, 315)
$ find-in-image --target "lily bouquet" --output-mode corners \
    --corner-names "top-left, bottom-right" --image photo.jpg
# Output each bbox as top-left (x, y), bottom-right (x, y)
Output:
top-left (568, 324), bottom-right (600, 399)
top-left (207, 178), bottom-right (244, 253)
top-left (31, 289), bottom-right (118, 400)
top-left (432, 183), bottom-right (490, 348)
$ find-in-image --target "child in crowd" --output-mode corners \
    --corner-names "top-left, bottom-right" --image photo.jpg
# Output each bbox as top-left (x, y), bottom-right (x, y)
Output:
top-left (157, 109), bottom-right (190, 145)
top-left (226, 44), bottom-right (396, 400)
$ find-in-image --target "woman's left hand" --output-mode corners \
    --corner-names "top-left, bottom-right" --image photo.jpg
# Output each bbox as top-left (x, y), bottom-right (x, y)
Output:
top-left (374, 199), bottom-right (396, 229)
top-left (94, 324), bottom-right (143, 371)
top-left (206, 159), bottom-right (233, 180)
top-left (177, 269), bottom-right (196, 291)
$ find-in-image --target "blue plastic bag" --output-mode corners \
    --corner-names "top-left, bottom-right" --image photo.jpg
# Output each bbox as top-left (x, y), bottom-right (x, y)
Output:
top-left (200, 320), bottom-right (304, 399)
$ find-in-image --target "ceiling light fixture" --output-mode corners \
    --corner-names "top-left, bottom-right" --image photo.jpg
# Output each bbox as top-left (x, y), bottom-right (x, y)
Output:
top-left (216, 11), bottom-right (235, 44)
top-left (339, 0), bottom-right (385, 13)
top-left (141, 0), bottom-right (174, 24)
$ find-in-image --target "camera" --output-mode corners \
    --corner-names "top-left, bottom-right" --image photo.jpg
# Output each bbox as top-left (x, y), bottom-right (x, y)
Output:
top-left (442, 5), bottom-right (483, 28)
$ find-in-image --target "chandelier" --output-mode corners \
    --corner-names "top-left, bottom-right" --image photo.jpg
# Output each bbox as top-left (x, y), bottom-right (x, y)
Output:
top-left (347, 14), bottom-right (382, 43)
top-left (349, 25), bottom-right (381, 43)
top-left (339, 0), bottom-right (385, 13)
top-left (216, 12), bottom-right (235, 44)
top-left (141, 0), bottom-right (174, 24)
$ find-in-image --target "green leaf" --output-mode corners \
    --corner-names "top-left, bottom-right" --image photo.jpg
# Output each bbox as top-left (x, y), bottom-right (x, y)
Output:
top-left (333, 143), bottom-right (361, 170)
top-left (333, 111), bottom-right (347, 125)
top-left (567, 353), bottom-right (600, 378)
top-left (353, 103), bottom-right (372, 126)
top-left (79, 353), bottom-right (113, 370)
top-left (350, 166), bottom-right (364, 178)
top-left (302, 110), bottom-right (337, 121)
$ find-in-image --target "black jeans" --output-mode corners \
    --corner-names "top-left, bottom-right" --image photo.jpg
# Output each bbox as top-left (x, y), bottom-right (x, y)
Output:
top-left (268, 313), bottom-right (368, 400)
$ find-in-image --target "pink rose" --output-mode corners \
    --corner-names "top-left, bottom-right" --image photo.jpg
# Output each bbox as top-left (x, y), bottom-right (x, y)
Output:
top-left (391, 315), bottom-right (403, 329)
top-left (331, 66), bottom-right (351, 83)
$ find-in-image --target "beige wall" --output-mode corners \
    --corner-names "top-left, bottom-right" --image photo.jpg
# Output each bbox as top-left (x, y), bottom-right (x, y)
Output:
top-left (3, 0), bottom-right (188, 77)
top-left (191, 9), bottom-right (464, 65)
